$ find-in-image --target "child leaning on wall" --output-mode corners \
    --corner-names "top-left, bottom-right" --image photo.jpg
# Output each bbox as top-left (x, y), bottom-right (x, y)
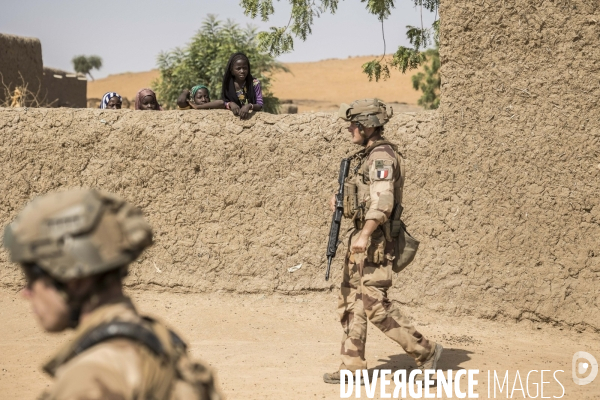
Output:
top-left (100, 92), bottom-right (123, 109)
top-left (177, 85), bottom-right (224, 110)
top-left (221, 52), bottom-right (263, 119)
top-left (135, 88), bottom-right (163, 111)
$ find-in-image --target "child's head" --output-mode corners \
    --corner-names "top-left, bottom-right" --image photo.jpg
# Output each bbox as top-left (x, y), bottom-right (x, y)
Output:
top-left (190, 85), bottom-right (210, 105)
top-left (100, 92), bottom-right (122, 109)
top-left (135, 88), bottom-right (161, 110)
top-left (229, 54), bottom-right (250, 82)
top-left (225, 53), bottom-right (252, 84)
top-left (140, 95), bottom-right (157, 110)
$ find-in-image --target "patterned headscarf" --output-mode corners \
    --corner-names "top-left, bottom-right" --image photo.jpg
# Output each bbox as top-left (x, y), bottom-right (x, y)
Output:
top-left (190, 85), bottom-right (209, 99)
top-left (100, 92), bottom-right (122, 109)
top-left (135, 88), bottom-right (163, 110)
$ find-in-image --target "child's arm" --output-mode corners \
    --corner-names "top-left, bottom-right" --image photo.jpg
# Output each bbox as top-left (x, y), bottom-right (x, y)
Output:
top-left (226, 101), bottom-right (241, 115)
top-left (238, 80), bottom-right (264, 118)
top-left (252, 80), bottom-right (264, 112)
top-left (177, 90), bottom-right (191, 109)
top-left (190, 100), bottom-right (225, 110)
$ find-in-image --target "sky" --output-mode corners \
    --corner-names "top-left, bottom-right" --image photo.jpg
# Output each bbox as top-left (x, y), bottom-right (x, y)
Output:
top-left (1, 0), bottom-right (436, 79)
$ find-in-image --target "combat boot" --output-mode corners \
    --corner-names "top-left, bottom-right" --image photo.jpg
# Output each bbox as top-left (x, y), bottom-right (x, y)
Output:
top-left (415, 343), bottom-right (443, 382)
top-left (324, 368), bottom-right (375, 384)
top-left (323, 367), bottom-right (363, 384)
top-left (323, 370), bottom-right (344, 384)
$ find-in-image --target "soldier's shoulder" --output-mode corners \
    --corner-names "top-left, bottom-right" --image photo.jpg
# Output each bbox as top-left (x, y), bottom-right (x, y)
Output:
top-left (367, 143), bottom-right (397, 163)
top-left (51, 340), bottom-right (143, 399)
top-left (62, 338), bottom-right (143, 375)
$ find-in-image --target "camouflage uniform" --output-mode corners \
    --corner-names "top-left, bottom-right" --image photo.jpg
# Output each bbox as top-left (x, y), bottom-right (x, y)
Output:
top-left (333, 99), bottom-right (437, 373)
top-left (338, 143), bottom-right (435, 371)
top-left (4, 189), bottom-right (221, 400)
top-left (40, 297), bottom-right (219, 400)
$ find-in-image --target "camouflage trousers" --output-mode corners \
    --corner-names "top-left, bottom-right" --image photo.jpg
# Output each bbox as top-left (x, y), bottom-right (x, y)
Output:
top-left (337, 229), bottom-right (435, 371)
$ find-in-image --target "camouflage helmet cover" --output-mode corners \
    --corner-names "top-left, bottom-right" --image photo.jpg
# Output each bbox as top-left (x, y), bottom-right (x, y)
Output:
top-left (3, 189), bottom-right (152, 282)
top-left (338, 98), bottom-right (393, 128)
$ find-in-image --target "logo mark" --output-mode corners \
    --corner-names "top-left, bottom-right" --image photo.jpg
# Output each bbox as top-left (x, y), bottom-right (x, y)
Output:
top-left (572, 351), bottom-right (598, 385)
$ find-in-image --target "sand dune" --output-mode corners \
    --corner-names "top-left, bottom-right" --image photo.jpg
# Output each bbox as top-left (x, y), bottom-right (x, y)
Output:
top-left (88, 69), bottom-right (160, 101)
top-left (88, 55), bottom-right (423, 112)
top-left (271, 56), bottom-right (422, 108)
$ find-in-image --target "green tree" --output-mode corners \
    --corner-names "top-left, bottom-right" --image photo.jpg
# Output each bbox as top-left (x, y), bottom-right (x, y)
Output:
top-left (411, 47), bottom-right (440, 109)
top-left (71, 55), bottom-right (103, 81)
top-left (239, 0), bottom-right (440, 108)
top-left (154, 15), bottom-right (287, 112)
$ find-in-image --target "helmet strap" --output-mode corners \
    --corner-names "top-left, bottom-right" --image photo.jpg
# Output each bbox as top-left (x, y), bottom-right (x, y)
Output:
top-left (46, 278), bottom-right (83, 328)
top-left (61, 284), bottom-right (85, 328)
top-left (65, 269), bottom-right (124, 328)
top-left (68, 303), bottom-right (82, 328)
top-left (357, 123), bottom-right (369, 146)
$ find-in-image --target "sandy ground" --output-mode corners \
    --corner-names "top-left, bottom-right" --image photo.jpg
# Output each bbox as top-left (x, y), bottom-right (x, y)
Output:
top-left (88, 69), bottom-right (160, 101)
top-left (87, 56), bottom-right (423, 113)
top-left (1, 289), bottom-right (598, 399)
top-left (270, 56), bottom-right (422, 109)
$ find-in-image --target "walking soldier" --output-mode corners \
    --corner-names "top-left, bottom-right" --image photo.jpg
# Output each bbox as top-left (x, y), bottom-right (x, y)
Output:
top-left (323, 99), bottom-right (443, 383)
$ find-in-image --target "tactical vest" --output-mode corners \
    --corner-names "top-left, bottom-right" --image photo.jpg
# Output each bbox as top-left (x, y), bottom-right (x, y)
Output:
top-left (343, 140), bottom-right (404, 227)
top-left (343, 140), bottom-right (419, 273)
top-left (44, 317), bottom-right (221, 400)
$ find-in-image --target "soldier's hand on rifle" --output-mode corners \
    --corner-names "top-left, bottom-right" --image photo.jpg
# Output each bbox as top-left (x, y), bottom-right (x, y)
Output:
top-left (329, 194), bottom-right (336, 212)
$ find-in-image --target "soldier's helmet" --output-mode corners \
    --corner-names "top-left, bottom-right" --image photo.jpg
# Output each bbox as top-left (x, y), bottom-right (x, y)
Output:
top-left (338, 98), bottom-right (393, 128)
top-left (3, 189), bottom-right (152, 282)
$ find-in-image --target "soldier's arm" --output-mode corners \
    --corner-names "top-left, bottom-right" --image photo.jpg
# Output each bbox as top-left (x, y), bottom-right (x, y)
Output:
top-left (365, 151), bottom-right (396, 225)
top-left (351, 219), bottom-right (379, 253)
top-left (352, 150), bottom-right (397, 253)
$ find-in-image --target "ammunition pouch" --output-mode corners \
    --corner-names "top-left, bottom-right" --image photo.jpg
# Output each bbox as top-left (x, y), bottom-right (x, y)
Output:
top-left (390, 219), bottom-right (420, 273)
top-left (366, 229), bottom-right (387, 264)
top-left (343, 182), bottom-right (358, 219)
top-left (390, 220), bottom-right (403, 238)
top-left (352, 210), bottom-right (365, 231)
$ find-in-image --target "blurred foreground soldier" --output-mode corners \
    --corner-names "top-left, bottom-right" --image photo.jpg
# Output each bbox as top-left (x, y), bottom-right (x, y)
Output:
top-left (4, 189), bottom-right (221, 400)
top-left (323, 99), bottom-right (443, 384)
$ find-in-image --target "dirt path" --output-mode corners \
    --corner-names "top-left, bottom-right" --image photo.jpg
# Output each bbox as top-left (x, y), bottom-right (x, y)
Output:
top-left (1, 289), bottom-right (598, 399)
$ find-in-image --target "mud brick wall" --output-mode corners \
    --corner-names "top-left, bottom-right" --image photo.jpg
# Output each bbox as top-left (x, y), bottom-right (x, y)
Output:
top-left (0, 33), bottom-right (43, 105)
top-left (435, 0), bottom-right (600, 331)
top-left (0, 109), bottom-right (425, 296)
top-left (0, 107), bottom-right (597, 332)
top-left (42, 68), bottom-right (87, 108)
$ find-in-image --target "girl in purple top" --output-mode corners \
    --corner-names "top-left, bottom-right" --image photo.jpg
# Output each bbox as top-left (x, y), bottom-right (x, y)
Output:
top-left (221, 52), bottom-right (264, 119)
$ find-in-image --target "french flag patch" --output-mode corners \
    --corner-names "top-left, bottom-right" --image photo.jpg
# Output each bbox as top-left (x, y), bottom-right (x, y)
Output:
top-left (376, 169), bottom-right (389, 179)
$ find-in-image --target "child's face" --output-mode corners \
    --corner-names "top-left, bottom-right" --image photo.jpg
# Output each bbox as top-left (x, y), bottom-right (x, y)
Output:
top-left (231, 59), bottom-right (249, 82)
top-left (194, 88), bottom-right (210, 105)
top-left (140, 95), bottom-right (157, 110)
top-left (106, 97), bottom-right (122, 109)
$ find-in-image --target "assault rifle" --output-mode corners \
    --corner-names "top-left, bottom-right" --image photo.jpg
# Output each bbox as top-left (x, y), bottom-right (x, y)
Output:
top-left (325, 158), bottom-right (351, 281)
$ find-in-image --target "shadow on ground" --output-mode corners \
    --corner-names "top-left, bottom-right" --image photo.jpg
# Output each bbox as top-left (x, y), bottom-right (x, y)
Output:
top-left (374, 348), bottom-right (473, 371)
